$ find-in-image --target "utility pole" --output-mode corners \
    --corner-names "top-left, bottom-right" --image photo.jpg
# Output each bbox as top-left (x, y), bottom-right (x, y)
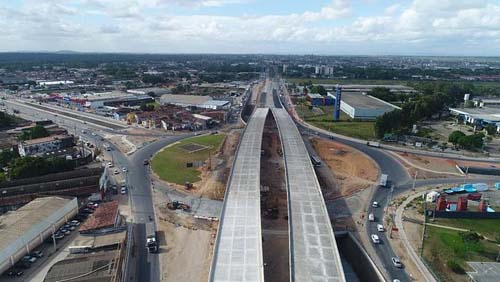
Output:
top-left (464, 166), bottom-right (469, 184)
top-left (412, 171), bottom-right (418, 191)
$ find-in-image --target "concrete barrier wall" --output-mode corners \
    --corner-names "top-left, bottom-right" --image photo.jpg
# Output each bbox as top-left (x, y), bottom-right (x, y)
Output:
top-left (335, 232), bottom-right (385, 282)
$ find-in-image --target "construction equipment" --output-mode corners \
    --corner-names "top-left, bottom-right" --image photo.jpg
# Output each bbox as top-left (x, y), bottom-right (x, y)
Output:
top-left (167, 200), bottom-right (191, 211)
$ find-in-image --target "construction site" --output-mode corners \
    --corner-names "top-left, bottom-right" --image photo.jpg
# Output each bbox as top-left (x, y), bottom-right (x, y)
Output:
top-left (260, 111), bottom-right (289, 282)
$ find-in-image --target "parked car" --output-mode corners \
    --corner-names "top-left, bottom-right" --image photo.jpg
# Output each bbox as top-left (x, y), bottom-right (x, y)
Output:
top-left (61, 229), bottom-right (71, 235)
top-left (377, 224), bottom-right (385, 232)
top-left (70, 220), bottom-right (80, 226)
top-left (54, 233), bottom-right (65, 240)
top-left (121, 187), bottom-right (127, 195)
top-left (391, 257), bottom-right (402, 268)
top-left (7, 268), bottom-right (23, 277)
top-left (82, 208), bottom-right (94, 214)
top-left (15, 261), bottom-right (31, 269)
top-left (22, 256), bottom-right (36, 263)
top-left (32, 251), bottom-right (43, 258)
top-left (113, 169), bottom-right (119, 175)
top-left (371, 234), bottom-right (380, 244)
top-left (122, 167), bottom-right (127, 172)
top-left (143, 159), bottom-right (149, 165)
top-left (372, 201), bottom-right (379, 208)
top-left (107, 162), bottom-right (114, 168)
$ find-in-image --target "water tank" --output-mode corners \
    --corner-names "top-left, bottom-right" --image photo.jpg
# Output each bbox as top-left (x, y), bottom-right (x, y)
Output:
top-left (464, 93), bottom-right (470, 101)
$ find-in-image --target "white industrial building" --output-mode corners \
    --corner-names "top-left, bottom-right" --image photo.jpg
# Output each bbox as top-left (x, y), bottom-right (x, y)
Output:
top-left (0, 197), bottom-right (78, 274)
top-left (159, 94), bottom-right (230, 110)
top-left (337, 92), bottom-right (400, 120)
top-left (449, 107), bottom-right (500, 133)
top-left (18, 134), bottom-right (74, 157)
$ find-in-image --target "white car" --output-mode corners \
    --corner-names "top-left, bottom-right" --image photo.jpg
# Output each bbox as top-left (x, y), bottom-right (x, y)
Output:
top-left (122, 167), bottom-right (127, 172)
top-left (107, 162), bottom-right (114, 168)
top-left (121, 187), bottom-right (127, 195)
top-left (391, 257), bottom-right (402, 268)
top-left (372, 201), bottom-right (379, 208)
top-left (377, 224), bottom-right (385, 232)
top-left (371, 234), bottom-right (380, 244)
top-left (368, 213), bottom-right (375, 222)
top-left (91, 132), bottom-right (97, 136)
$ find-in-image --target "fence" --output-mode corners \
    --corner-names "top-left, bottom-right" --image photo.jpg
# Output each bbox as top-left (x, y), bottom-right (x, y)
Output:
top-left (430, 210), bottom-right (500, 219)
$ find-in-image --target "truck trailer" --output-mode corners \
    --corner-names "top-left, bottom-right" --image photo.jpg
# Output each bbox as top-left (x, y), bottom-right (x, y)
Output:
top-left (145, 222), bottom-right (158, 253)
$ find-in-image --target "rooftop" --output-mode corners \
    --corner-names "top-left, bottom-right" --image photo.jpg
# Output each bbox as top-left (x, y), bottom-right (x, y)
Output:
top-left (72, 231), bottom-right (126, 250)
top-left (79, 201), bottom-right (119, 233)
top-left (43, 249), bottom-right (121, 282)
top-left (341, 92), bottom-right (398, 110)
top-left (449, 107), bottom-right (500, 123)
top-left (202, 100), bottom-right (230, 106)
top-left (307, 93), bottom-right (324, 99)
top-left (21, 134), bottom-right (73, 146)
top-left (160, 94), bottom-right (212, 106)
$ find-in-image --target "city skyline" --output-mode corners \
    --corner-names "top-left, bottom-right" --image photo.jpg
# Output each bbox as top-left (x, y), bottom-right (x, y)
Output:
top-left (0, 0), bottom-right (499, 56)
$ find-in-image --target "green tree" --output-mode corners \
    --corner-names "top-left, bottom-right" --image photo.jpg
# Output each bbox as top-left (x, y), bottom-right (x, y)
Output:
top-left (485, 124), bottom-right (497, 135)
top-left (448, 131), bottom-right (466, 146)
top-left (139, 103), bottom-right (155, 112)
top-left (457, 133), bottom-right (484, 150)
top-left (374, 110), bottom-right (403, 138)
top-left (310, 85), bottom-right (327, 96)
top-left (0, 112), bottom-right (15, 129)
top-left (19, 125), bottom-right (50, 140)
top-left (0, 149), bottom-right (19, 168)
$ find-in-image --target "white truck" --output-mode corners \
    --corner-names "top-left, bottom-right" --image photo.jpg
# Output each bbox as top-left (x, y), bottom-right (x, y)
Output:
top-left (379, 174), bottom-right (388, 187)
top-left (367, 141), bottom-right (380, 148)
top-left (146, 222), bottom-right (158, 253)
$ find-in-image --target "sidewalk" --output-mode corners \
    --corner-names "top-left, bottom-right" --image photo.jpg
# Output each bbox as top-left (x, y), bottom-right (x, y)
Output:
top-left (395, 192), bottom-right (437, 282)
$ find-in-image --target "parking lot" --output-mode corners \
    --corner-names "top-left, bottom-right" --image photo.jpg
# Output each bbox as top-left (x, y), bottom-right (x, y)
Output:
top-left (0, 206), bottom-right (98, 281)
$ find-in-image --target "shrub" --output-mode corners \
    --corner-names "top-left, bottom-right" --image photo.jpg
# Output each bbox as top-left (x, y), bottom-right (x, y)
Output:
top-left (447, 260), bottom-right (464, 273)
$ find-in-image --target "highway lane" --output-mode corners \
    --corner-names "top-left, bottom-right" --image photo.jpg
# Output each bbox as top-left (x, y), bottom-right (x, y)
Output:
top-left (108, 133), bottom-right (193, 282)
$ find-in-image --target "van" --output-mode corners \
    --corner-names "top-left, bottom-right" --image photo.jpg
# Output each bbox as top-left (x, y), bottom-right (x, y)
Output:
top-left (368, 213), bottom-right (375, 222)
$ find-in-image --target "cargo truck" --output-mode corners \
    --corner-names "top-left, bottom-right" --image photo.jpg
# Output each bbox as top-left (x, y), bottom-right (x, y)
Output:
top-left (379, 174), bottom-right (388, 187)
top-left (145, 222), bottom-right (158, 253)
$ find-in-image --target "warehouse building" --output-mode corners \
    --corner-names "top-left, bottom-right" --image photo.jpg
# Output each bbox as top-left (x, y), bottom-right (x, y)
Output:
top-left (0, 197), bottom-right (78, 274)
top-left (449, 107), bottom-right (500, 133)
top-left (337, 92), bottom-right (400, 120)
top-left (159, 94), bottom-right (230, 110)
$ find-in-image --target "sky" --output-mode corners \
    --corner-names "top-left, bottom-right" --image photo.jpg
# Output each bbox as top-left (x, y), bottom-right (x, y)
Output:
top-left (0, 0), bottom-right (499, 56)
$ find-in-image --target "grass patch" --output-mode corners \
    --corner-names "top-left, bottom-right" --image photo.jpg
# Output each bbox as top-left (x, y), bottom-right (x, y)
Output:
top-left (423, 222), bottom-right (500, 282)
top-left (295, 104), bottom-right (376, 140)
top-left (151, 134), bottom-right (225, 184)
top-left (432, 218), bottom-right (500, 240)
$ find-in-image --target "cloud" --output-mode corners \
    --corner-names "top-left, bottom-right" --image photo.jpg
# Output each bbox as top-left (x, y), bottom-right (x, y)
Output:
top-left (0, 0), bottom-right (498, 55)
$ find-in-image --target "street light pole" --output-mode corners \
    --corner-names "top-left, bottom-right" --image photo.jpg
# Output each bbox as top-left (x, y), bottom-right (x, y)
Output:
top-left (412, 171), bottom-right (418, 191)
